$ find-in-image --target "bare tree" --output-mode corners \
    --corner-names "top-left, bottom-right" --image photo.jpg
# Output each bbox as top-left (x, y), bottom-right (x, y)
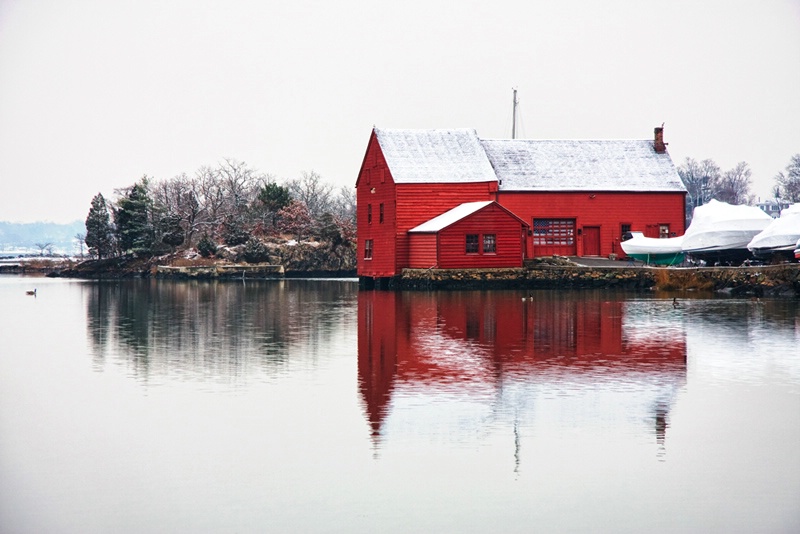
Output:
top-left (217, 158), bottom-right (261, 214)
top-left (715, 162), bottom-right (753, 205)
top-left (34, 242), bottom-right (53, 256)
top-left (75, 233), bottom-right (86, 257)
top-left (195, 165), bottom-right (226, 233)
top-left (151, 174), bottom-right (202, 246)
top-left (287, 170), bottom-right (334, 218)
top-left (775, 154), bottom-right (800, 203)
top-left (678, 158), bottom-right (721, 222)
top-left (330, 185), bottom-right (356, 224)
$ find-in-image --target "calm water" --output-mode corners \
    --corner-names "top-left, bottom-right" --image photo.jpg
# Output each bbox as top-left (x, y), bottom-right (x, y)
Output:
top-left (1, 276), bottom-right (798, 533)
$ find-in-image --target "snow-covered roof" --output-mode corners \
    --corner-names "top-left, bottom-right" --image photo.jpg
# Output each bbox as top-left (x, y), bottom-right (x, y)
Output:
top-left (480, 139), bottom-right (686, 192)
top-left (375, 128), bottom-right (498, 184)
top-left (409, 201), bottom-right (494, 233)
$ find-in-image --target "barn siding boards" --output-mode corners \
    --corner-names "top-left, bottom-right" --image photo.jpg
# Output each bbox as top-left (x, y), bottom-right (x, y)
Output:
top-left (394, 183), bottom-right (495, 272)
top-left (408, 233), bottom-right (438, 268)
top-left (497, 191), bottom-right (686, 258)
top-left (356, 132), bottom-right (399, 277)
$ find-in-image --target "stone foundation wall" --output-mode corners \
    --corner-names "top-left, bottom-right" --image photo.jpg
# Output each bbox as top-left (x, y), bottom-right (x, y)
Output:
top-left (391, 265), bottom-right (800, 297)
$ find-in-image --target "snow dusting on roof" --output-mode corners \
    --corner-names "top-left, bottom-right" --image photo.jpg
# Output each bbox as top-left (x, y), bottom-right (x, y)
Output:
top-left (375, 129), bottom-right (498, 184)
top-left (409, 201), bottom-right (494, 233)
top-left (481, 139), bottom-right (686, 192)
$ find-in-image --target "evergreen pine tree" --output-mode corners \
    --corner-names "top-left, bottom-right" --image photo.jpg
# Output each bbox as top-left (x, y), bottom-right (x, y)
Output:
top-left (84, 193), bottom-right (114, 259)
top-left (257, 182), bottom-right (292, 228)
top-left (115, 180), bottom-right (155, 256)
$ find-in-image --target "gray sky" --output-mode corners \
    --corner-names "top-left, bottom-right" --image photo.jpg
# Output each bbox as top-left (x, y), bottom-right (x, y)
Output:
top-left (1, 0), bottom-right (798, 223)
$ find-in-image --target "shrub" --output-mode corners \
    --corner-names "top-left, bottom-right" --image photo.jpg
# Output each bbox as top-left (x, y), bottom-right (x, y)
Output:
top-left (197, 233), bottom-right (217, 258)
top-left (242, 237), bottom-right (269, 263)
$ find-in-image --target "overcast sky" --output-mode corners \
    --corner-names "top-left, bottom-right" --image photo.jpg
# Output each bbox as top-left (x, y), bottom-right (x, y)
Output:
top-left (1, 0), bottom-right (798, 223)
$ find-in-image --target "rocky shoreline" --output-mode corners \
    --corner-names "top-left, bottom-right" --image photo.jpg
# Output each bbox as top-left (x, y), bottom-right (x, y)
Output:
top-left (43, 256), bottom-right (356, 280)
top-left (390, 262), bottom-right (800, 297)
top-left (5, 254), bottom-right (798, 297)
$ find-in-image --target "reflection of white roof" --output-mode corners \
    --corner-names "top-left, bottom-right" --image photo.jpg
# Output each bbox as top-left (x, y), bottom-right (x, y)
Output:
top-left (409, 201), bottom-right (494, 233)
top-left (747, 203), bottom-right (800, 251)
top-left (375, 129), bottom-right (497, 184)
top-left (481, 139), bottom-right (686, 192)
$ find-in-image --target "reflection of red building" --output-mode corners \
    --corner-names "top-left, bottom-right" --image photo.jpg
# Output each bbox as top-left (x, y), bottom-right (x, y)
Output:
top-left (358, 290), bottom-right (686, 444)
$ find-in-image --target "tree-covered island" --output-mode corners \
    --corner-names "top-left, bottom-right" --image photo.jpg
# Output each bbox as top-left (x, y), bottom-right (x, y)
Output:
top-left (76, 159), bottom-right (356, 277)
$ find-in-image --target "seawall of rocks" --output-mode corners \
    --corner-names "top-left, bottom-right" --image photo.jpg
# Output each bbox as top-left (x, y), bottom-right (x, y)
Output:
top-left (381, 264), bottom-right (800, 297)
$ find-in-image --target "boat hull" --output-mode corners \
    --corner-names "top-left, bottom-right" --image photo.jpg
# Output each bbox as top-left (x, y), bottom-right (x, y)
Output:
top-left (620, 232), bottom-right (684, 265)
top-left (627, 252), bottom-right (685, 266)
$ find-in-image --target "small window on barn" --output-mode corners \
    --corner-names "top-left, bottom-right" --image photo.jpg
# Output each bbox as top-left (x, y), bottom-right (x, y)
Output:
top-left (364, 239), bottom-right (373, 259)
top-left (483, 234), bottom-right (496, 253)
top-left (466, 234), bottom-right (479, 254)
top-left (365, 169), bottom-right (371, 185)
top-left (367, 204), bottom-right (372, 224)
top-left (620, 224), bottom-right (632, 239)
top-left (379, 203), bottom-right (384, 223)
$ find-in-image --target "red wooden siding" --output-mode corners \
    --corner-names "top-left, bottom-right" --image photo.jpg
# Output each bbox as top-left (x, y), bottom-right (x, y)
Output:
top-left (497, 191), bottom-right (686, 258)
top-left (408, 233), bottom-right (438, 268)
top-left (356, 133), bottom-right (399, 277)
top-left (433, 204), bottom-right (526, 269)
top-left (395, 183), bottom-right (497, 271)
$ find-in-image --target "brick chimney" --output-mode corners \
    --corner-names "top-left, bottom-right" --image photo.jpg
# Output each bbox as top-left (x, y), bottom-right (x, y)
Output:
top-left (654, 125), bottom-right (667, 153)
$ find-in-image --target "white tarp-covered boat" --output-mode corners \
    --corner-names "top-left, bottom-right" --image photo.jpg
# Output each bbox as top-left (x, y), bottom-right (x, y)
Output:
top-left (682, 199), bottom-right (772, 264)
top-left (747, 203), bottom-right (800, 259)
top-left (620, 232), bottom-right (684, 265)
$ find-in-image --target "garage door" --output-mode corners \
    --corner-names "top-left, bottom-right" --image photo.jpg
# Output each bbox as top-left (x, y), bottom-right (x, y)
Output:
top-left (533, 218), bottom-right (577, 257)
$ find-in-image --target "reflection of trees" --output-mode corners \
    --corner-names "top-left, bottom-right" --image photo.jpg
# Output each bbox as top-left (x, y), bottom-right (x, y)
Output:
top-left (86, 281), bottom-right (113, 370)
top-left (85, 279), bottom-right (357, 382)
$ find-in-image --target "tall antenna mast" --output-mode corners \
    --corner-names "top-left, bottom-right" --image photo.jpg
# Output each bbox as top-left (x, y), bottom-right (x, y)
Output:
top-left (511, 88), bottom-right (519, 139)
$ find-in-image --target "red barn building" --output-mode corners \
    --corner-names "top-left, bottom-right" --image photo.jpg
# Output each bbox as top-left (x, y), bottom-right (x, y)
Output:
top-left (356, 126), bottom-right (686, 282)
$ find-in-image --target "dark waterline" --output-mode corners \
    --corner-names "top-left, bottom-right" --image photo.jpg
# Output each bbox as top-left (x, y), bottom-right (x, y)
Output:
top-left (1, 276), bottom-right (798, 533)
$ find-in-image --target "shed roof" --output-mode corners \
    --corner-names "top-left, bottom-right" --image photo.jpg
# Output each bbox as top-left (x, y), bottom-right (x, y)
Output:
top-left (374, 128), bottom-right (497, 184)
top-left (481, 139), bottom-right (687, 193)
top-left (409, 201), bottom-right (494, 233)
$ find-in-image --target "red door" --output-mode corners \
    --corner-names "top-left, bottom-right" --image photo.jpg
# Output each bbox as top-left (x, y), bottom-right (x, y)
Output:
top-left (583, 226), bottom-right (601, 256)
